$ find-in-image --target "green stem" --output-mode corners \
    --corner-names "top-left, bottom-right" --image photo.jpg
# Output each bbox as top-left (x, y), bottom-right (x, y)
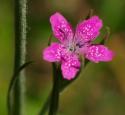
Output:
top-left (39, 62), bottom-right (87, 115)
top-left (48, 63), bottom-right (60, 115)
top-left (9, 0), bottom-right (27, 115)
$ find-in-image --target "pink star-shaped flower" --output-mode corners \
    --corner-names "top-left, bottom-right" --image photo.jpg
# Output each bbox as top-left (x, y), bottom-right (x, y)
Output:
top-left (43, 12), bottom-right (113, 80)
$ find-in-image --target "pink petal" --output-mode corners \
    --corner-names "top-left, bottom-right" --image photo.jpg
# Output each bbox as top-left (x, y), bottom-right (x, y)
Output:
top-left (75, 16), bottom-right (102, 43)
top-left (61, 54), bottom-right (81, 80)
top-left (43, 43), bottom-right (64, 62)
top-left (85, 45), bottom-right (113, 63)
top-left (50, 12), bottom-right (74, 42)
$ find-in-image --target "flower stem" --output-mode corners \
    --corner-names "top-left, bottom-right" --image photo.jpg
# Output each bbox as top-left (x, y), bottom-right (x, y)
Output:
top-left (38, 63), bottom-right (84, 115)
top-left (48, 63), bottom-right (60, 115)
top-left (9, 0), bottom-right (27, 115)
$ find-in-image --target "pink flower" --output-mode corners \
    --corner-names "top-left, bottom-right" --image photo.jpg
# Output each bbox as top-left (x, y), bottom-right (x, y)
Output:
top-left (43, 12), bottom-right (113, 80)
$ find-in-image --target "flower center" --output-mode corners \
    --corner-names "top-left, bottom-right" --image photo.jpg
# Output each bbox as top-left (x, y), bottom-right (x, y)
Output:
top-left (69, 45), bottom-right (75, 52)
top-left (68, 42), bottom-right (82, 54)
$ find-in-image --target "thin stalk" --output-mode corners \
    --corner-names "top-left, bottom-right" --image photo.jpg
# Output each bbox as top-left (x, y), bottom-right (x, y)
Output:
top-left (39, 62), bottom-right (87, 115)
top-left (9, 0), bottom-right (27, 115)
top-left (38, 94), bottom-right (51, 115)
top-left (48, 63), bottom-right (60, 115)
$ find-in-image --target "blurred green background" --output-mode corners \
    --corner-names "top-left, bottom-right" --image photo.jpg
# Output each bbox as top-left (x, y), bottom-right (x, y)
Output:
top-left (0, 0), bottom-right (125, 115)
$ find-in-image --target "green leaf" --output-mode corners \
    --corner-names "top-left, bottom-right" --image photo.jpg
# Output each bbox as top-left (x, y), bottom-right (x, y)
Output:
top-left (39, 95), bottom-right (51, 115)
top-left (7, 61), bottom-right (33, 115)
